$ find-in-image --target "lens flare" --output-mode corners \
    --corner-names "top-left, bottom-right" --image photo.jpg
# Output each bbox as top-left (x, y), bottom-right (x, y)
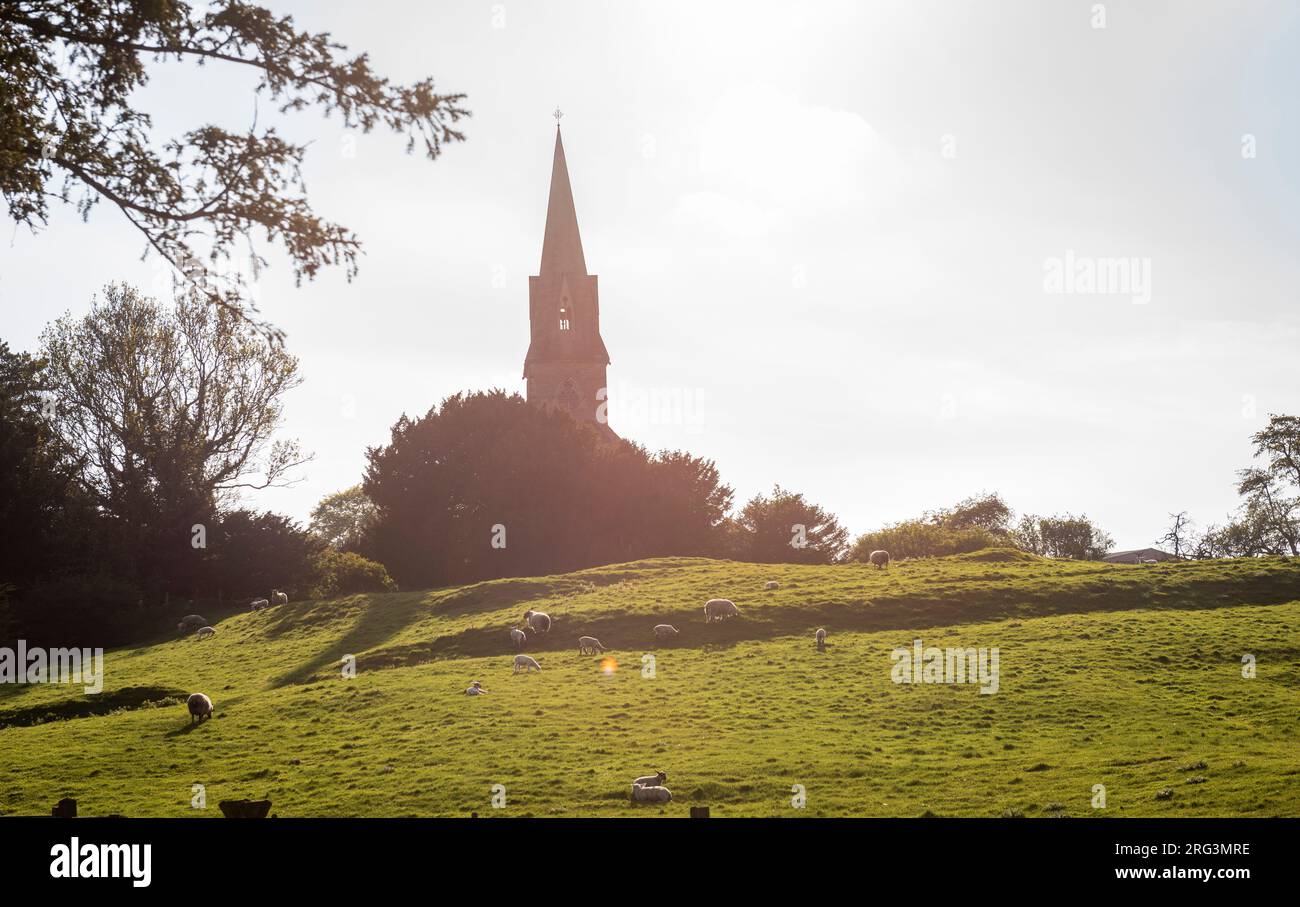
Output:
top-left (599, 657), bottom-right (618, 676)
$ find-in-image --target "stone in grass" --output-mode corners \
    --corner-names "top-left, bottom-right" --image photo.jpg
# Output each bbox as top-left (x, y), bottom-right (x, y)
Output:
top-left (1155, 789), bottom-right (1174, 801)
top-left (1000, 807), bottom-right (1025, 818)
top-left (1178, 760), bottom-right (1208, 772)
top-left (1186, 776), bottom-right (1207, 784)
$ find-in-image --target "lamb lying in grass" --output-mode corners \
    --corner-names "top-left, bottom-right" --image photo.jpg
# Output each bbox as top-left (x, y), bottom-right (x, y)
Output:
top-left (513, 654), bottom-right (541, 674)
top-left (704, 598), bottom-right (740, 622)
top-left (577, 635), bottom-right (606, 655)
top-left (465, 680), bottom-right (488, 695)
top-left (633, 770), bottom-right (667, 787)
top-left (196, 626), bottom-right (216, 641)
top-left (186, 692), bottom-right (213, 725)
top-left (764, 581), bottom-right (780, 590)
top-left (631, 783), bottom-right (672, 803)
top-left (653, 624), bottom-right (679, 639)
top-left (249, 598), bottom-right (270, 611)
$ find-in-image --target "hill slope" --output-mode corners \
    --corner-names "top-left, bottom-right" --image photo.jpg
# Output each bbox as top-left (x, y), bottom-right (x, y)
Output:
top-left (2, 552), bottom-right (1298, 817)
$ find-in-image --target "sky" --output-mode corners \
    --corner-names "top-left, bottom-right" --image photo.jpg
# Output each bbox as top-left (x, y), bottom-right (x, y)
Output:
top-left (2, 0), bottom-right (1298, 549)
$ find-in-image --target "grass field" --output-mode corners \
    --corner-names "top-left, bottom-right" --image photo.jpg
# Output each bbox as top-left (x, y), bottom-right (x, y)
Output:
top-left (2, 550), bottom-right (1298, 818)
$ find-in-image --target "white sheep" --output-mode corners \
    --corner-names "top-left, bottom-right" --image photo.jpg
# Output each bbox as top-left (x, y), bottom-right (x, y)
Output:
top-left (177, 614), bottom-right (207, 633)
top-left (465, 681), bottom-right (488, 695)
top-left (196, 626), bottom-right (216, 641)
top-left (272, 589), bottom-right (288, 605)
top-left (577, 631), bottom-right (605, 652)
top-left (653, 624), bottom-right (679, 639)
top-left (522, 610), bottom-right (552, 634)
top-left (509, 627), bottom-right (527, 649)
top-left (704, 598), bottom-right (740, 622)
top-left (764, 581), bottom-right (780, 590)
top-left (513, 654), bottom-right (542, 674)
top-left (815, 627), bottom-right (827, 647)
top-left (633, 771), bottom-right (667, 787)
top-left (631, 784), bottom-right (673, 803)
top-left (869, 549), bottom-right (891, 569)
top-left (186, 692), bottom-right (213, 725)
top-left (249, 598), bottom-right (270, 611)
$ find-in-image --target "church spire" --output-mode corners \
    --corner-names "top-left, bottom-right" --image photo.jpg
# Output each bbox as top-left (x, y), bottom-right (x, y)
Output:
top-left (538, 124), bottom-right (588, 277)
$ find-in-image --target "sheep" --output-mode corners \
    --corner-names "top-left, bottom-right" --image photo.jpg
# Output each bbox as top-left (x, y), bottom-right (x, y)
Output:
top-left (249, 598), bottom-right (270, 612)
top-left (465, 681), bottom-right (488, 695)
top-left (704, 598), bottom-right (740, 622)
top-left (522, 610), bottom-right (552, 634)
top-left (177, 614), bottom-right (207, 633)
top-left (186, 692), bottom-right (213, 725)
top-left (509, 627), bottom-right (527, 649)
top-left (272, 589), bottom-right (288, 605)
top-left (513, 654), bottom-right (542, 674)
top-left (653, 624), bottom-right (679, 640)
top-left (764, 581), bottom-right (780, 590)
top-left (815, 627), bottom-right (827, 649)
top-left (577, 635), bottom-right (606, 655)
top-left (196, 626), bottom-right (216, 641)
top-left (633, 771), bottom-right (667, 787)
top-left (630, 784), bottom-right (673, 804)
top-left (869, 549), bottom-right (891, 569)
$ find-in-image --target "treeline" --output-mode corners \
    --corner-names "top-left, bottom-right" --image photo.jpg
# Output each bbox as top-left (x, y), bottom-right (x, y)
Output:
top-left (7, 284), bottom-right (1297, 645)
top-left (0, 287), bottom-right (393, 646)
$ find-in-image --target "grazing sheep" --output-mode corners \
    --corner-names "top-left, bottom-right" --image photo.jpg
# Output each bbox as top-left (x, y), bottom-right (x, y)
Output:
top-left (196, 626), bottom-right (216, 641)
top-left (869, 549), bottom-right (891, 569)
top-left (465, 681), bottom-right (488, 695)
top-left (522, 610), bottom-right (552, 634)
top-left (653, 624), bottom-right (679, 640)
top-left (577, 635), bottom-right (606, 655)
top-left (186, 693), bottom-right (213, 725)
top-left (272, 589), bottom-right (288, 605)
top-left (764, 581), bottom-right (780, 590)
top-left (513, 654), bottom-right (542, 674)
top-left (249, 598), bottom-right (270, 611)
top-left (177, 614), bottom-right (207, 633)
top-left (633, 771), bottom-right (667, 787)
top-left (631, 784), bottom-right (673, 804)
top-left (1139, 558), bottom-right (1159, 565)
top-left (815, 627), bottom-right (827, 648)
top-left (509, 627), bottom-right (527, 649)
top-left (704, 598), bottom-right (740, 622)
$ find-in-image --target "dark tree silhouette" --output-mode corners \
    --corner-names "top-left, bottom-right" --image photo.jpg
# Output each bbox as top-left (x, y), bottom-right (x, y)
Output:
top-left (1, 1), bottom-right (468, 337)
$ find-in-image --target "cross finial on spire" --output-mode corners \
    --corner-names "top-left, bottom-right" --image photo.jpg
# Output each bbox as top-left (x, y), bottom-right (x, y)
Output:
top-left (553, 107), bottom-right (564, 123)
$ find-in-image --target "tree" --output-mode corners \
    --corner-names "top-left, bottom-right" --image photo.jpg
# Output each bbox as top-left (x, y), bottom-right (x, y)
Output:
top-left (363, 390), bottom-right (732, 588)
top-left (925, 492), bottom-right (1014, 537)
top-left (1, 1), bottom-right (467, 336)
top-left (207, 509), bottom-right (322, 600)
top-left (0, 341), bottom-right (95, 587)
top-left (849, 520), bottom-right (1002, 562)
top-left (40, 283), bottom-right (308, 595)
top-left (1235, 414), bottom-right (1300, 555)
top-left (1157, 511), bottom-right (1194, 559)
top-left (309, 485), bottom-right (377, 552)
top-left (1014, 513), bottom-right (1113, 560)
top-left (730, 486), bottom-right (849, 564)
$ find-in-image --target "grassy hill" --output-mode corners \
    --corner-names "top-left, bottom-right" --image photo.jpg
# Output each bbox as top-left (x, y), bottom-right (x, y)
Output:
top-left (2, 550), bottom-right (1298, 817)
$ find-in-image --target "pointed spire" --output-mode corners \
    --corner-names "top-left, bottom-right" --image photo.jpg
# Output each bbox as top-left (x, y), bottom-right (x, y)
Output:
top-left (539, 125), bottom-right (588, 277)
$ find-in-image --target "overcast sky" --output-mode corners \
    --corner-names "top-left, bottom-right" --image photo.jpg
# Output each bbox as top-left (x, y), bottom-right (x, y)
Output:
top-left (3, 0), bottom-right (1297, 549)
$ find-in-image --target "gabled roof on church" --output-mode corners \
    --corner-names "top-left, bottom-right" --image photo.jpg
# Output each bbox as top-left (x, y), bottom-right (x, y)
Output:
top-left (539, 126), bottom-right (587, 278)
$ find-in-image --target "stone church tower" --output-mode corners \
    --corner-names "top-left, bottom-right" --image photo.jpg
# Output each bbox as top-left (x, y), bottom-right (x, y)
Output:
top-left (523, 124), bottom-right (616, 440)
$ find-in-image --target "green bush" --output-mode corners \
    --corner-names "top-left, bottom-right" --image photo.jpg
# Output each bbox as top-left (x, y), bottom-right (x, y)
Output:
top-left (849, 520), bottom-right (1003, 561)
top-left (310, 549), bottom-right (396, 599)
